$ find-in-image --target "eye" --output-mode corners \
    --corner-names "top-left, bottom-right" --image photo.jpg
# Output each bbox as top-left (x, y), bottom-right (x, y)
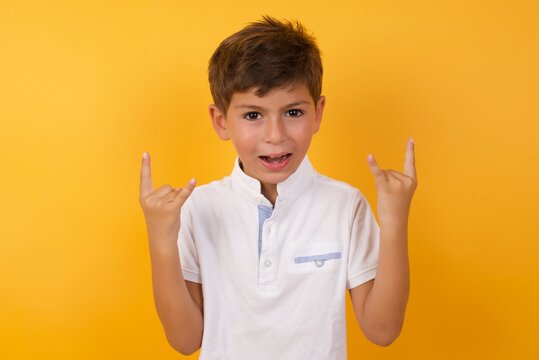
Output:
top-left (285, 109), bottom-right (304, 117)
top-left (243, 111), bottom-right (262, 121)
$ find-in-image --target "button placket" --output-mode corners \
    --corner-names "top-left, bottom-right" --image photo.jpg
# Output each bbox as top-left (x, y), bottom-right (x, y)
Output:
top-left (258, 197), bottom-right (286, 287)
top-left (259, 216), bottom-right (278, 285)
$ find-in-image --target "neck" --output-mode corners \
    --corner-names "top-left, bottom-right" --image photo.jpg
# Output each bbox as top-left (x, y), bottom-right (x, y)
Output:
top-left (238, 159), bottom-right (278, 205)
top-left (261, 183), bottom-right (277, 206)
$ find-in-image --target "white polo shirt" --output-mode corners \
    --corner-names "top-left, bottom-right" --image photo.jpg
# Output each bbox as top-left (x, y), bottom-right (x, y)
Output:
top-left (178, 155), bottom-right (380, 360)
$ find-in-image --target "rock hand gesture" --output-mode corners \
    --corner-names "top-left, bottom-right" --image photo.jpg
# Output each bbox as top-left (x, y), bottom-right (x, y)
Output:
top-left (139, 152), bottom-right (196, 250)
top-left (367, 138), bottom-right (418, 227)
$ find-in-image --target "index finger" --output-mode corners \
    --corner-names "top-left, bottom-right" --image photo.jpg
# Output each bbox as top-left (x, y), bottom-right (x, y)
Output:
top-left (403, 138), bottom-right (417, 180)
top-left (140, 152), bottom-right (153, 198)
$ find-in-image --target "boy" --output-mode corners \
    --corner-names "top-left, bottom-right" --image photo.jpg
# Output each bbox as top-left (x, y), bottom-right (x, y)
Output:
top-left (139, 16), bottom-right (417, 359)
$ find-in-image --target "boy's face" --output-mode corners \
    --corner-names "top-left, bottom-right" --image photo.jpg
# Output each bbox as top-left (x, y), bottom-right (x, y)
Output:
top-left (209, 83), bottom-right (326, 191)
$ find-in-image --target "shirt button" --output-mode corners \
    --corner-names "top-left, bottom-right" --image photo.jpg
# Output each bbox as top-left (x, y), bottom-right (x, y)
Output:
top-left (264, 259), bottom-right (272, 267)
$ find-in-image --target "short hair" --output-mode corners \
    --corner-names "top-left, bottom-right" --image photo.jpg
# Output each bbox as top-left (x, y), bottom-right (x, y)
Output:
top-left (208, 16), bottom-right (323, 114)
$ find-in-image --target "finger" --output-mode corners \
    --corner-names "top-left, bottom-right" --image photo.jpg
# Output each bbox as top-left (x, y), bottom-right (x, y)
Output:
top-left (160, 187), bottom-right (181, 203)
top-left (173, 178), bottom-right (197, 208)
top-left (385, 169), bottom-right (404, 178)
top-left (367, 154), bottom-right (387, 183)
top-left (151, 184), bottom-right (175, 199)
top-left (404, 138), bottom-right (417, 180)
top-left (386, 170), bottom-right (408, 183)
top-left (387, 170), bottom-right (417, 192)
top-left (140, 152), bottom-right (153, 199)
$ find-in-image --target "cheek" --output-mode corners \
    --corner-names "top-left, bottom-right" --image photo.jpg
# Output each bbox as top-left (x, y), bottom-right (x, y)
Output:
top-left (289, 121), bottom-right (315, 142)
top-left (231, 127), bottom-right (260, 151)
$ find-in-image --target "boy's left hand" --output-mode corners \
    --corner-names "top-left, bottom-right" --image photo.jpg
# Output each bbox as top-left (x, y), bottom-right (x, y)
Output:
top-left (367, 138), bottom-right (418, 227)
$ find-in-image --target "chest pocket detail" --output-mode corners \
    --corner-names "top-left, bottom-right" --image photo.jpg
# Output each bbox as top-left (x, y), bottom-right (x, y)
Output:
top-left (294, 252), bottom-right (341, 267)
top-left (287, 243), bottom-right (343, 274)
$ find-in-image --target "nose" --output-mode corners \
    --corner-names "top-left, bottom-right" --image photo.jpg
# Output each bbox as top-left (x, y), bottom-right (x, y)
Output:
top-left (264, 117), bottom-right (286, 144)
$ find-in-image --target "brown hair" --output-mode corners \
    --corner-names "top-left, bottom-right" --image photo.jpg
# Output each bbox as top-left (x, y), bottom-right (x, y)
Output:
top-left (208, 16), bottom-right (323, 114)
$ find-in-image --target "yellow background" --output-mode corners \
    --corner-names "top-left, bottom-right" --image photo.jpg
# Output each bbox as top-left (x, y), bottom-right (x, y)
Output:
top-left (1, 0), bottom-right (538, 359)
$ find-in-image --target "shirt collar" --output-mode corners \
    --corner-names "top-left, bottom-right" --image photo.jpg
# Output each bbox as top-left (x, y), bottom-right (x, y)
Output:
top-left (230, 155), bottom-right (316, 206)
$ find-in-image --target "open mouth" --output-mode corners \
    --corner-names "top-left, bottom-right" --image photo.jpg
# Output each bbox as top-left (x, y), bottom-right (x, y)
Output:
top-left (259, 153), bottom-right (292, 164)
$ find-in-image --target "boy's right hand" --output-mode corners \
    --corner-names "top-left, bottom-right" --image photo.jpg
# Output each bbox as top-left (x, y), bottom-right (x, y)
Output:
top-left (139, 152), bottom-right (196, 250)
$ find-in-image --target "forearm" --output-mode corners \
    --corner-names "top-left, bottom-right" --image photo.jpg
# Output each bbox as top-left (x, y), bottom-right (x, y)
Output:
top-left (149, 237), bottom-right (203, 355)
top-left (361, 220), bottom-right (410, 344)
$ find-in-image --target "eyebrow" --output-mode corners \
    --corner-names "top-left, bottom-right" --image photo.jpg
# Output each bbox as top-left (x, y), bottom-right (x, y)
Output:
top-left (234, 100), bottom-right (311, 111)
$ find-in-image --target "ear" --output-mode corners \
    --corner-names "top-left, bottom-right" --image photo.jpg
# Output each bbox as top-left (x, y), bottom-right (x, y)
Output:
top-left (312, 95), bottom-right (326, 134)
top-left (209, 104), bottom-right (230, 140)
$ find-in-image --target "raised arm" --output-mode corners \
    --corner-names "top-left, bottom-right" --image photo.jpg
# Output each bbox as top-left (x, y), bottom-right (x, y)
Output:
top-left (349, 138), bottom-right (417, 346)
top-left (139, 151), bottom-right (203, 355)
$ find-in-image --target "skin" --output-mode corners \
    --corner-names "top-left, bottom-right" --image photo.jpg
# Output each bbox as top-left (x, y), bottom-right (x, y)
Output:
top-left (349, 139), bottom-right (417, 346)
top-left (209, 83), bottom-right (326, 204)
top-left (139, 83), bottom-right (417, 353)
top-left (139, 155), bottom-right (203, 355)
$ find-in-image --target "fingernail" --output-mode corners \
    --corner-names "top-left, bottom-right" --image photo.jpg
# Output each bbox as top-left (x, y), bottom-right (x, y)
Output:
top-left (189, 178), bottom-right (196, 185)
top-left (142, 151), bottom-right (148, 159)
top-left (409, 137), bottom-right (414, 143)
top-left (367, 154), bottom-right (373, 161)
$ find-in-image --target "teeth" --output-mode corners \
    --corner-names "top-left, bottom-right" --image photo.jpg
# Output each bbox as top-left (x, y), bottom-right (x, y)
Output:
top-left (263, 154), bottom-right (289, 163)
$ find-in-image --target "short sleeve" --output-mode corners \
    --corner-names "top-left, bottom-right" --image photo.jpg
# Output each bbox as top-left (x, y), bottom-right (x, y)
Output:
top-left (347, 190), bottom-right (380, 289)
top-left (178, 198), bottom-right (202, 284)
